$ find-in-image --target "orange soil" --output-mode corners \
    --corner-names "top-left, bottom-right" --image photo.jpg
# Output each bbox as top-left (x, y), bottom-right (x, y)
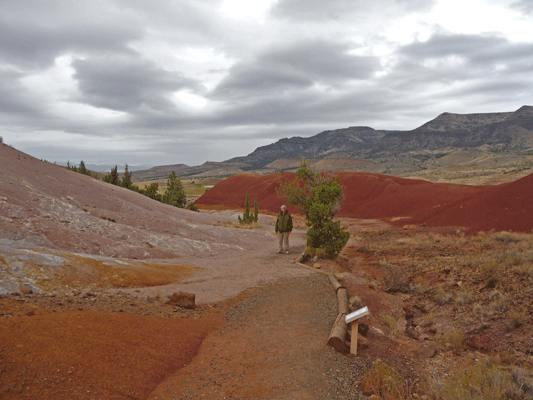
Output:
top-left (0, 310), bottom-right (222, 400)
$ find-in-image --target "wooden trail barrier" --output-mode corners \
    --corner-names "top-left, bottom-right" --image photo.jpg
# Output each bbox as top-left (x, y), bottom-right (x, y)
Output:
top-left (327, 274), bottom-right (343, 292)
top-left (337, 287), bottom-right (349, 315)
top-left (326, 274), bottom-right (350, 353)
top-left (327, 312), bottom-right (348, 353)
top-left (295, 259), bottom-right (368, 355)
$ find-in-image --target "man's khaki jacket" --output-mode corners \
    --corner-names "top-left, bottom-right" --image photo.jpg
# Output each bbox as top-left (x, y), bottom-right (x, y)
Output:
top-left (275, 211), bottom-right (293, 233)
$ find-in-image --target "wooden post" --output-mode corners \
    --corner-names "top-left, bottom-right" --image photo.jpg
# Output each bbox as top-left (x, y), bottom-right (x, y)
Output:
top-left (345, 306), bottom-right (369, 356)
top-left (350, 320), bottom-right (359, 355)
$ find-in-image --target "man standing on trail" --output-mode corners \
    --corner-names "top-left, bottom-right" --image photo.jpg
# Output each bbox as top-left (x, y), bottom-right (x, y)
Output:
top-left (275, 205), bottom-right (293, 254)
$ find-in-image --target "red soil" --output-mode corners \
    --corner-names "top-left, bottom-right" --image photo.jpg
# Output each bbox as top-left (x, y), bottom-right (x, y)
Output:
top-left (0, 310), bottom-right (221, 400)
top-left (412, 173), bottom-right (533, 233)
top-left (195, 171), bottom-right (533, 233)
top-left (196, 172), bottom-right (298, 215)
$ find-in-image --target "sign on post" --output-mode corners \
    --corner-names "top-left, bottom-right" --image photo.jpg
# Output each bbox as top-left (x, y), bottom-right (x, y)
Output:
top-left (345, 306), bottom-right (369, 355)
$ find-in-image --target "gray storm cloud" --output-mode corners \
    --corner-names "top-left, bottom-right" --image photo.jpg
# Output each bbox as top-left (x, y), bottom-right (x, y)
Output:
top-left (0, 0), bottom-right (531, 167)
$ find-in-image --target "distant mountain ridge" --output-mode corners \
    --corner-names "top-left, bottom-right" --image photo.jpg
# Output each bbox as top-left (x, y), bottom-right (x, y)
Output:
top-left (240, 126), bottom-right (385, 168)
top-left (133, 105), bottom-right (533, 181)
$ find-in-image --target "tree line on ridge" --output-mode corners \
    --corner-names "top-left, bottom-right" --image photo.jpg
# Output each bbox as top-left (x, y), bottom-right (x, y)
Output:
top-left (67, 161), bottom-right (188, 209)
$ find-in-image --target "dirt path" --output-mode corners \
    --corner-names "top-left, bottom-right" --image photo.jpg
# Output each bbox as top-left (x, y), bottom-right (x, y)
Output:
top-left (148, 274), bottom-right (359, 400)
top-left (0, 270), bottom-right (360, 400)
top-left (115, 223), bottom-right (316, 305)
top-left (1, 222), bottom-right (363, 399)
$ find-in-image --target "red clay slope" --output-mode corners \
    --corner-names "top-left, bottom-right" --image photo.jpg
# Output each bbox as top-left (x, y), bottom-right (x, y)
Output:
top-left (195, 171), bottom-right (533, 233)
top-left (196, 172), bottom-right (298, 214)
top-left (412, 173), bottom-right (533, 233)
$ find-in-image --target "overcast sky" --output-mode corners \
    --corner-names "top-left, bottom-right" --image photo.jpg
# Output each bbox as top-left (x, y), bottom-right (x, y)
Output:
top-left (1, 0), bottom-right (532, 170)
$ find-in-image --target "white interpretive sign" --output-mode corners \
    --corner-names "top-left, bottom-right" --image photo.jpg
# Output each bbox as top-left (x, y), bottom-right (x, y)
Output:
top-left (345, 306), bottom-right (369, 324)
top-left (345, 306), bottom-right (369, 355)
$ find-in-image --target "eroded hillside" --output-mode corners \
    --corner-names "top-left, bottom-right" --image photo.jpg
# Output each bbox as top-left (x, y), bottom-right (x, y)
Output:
top-left (195, 170), bottom-right (533, 233)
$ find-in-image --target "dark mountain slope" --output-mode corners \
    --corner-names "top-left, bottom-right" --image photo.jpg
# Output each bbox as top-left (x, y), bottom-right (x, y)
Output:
top-left (235, 126), bottom-right (385, 168)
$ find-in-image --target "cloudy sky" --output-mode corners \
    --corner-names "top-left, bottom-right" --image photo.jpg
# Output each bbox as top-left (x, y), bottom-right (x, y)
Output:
top-left (1, 0), bottom-right (532, 170)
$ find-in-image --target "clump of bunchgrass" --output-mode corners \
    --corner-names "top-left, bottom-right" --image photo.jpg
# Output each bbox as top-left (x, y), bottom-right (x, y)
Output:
top-left (508, 308), bottom-right (527, 329)
top-left (434, 286), bottom-right (453, 305)
top-left (419, 310), bottom-right (436, 327)
top-left (361, 360), bottom-right (413, 400)
top-left (500, 250), bottom-right (524, 267)
top-left (349, 295), bottom-right (363, 311)
top-left (473, 302), bottom-right (492, 318)
top-left (493, 231), bottom-right (522, 244)
top-left (410, 275), bottom-right (429, 294)
top-left (455, 287), bottom-right (475, 306)
top-left (381, 314), bottom-right (402, 340)
top-left (489, 290), bottom-right (510, 313)
top-left (436, 328), bottom-right (465, 354)
top-left (481, 261), bottom-right (499, 279)
top-left (512, 263), bottom-right (533, 276)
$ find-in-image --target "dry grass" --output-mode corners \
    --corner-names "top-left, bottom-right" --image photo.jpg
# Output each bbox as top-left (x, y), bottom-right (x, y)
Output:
top-left (436, 328), bottom-right (466, 354)
top-left (420, 310), bottom-right (435, 327)
top-left (402, 155), bottom-right (533, 186)
top-left (213, 220), bottom-right (262, 229)
top-left (433, 357), bottom-right (533, 400)
top-left (409, 275), bottom-right (429, 294)
top-left (361, 360), bottom-right (413, 400)
top-left (434, 286), bottom-right (453, 305)
top-left (509, 308), bottom-right (528, 329)
top-left (381, 314), bottom-right (402, 340)
top-left (354, 228), bottom-right (533, 291)
top-left (489, 290), bottom-right (510, 313)
top-left (344, 225), bottom-right (533, 399)
top-left (455, 287), bottom-right (475, 306)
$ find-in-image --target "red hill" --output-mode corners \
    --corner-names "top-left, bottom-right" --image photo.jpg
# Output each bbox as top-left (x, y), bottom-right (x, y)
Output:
top-left (195, 172), bottom-right (297, 214)
top-left (195, 171), bottom-right (533, 233)
top-left (412, 173), bottom-right (533, 233)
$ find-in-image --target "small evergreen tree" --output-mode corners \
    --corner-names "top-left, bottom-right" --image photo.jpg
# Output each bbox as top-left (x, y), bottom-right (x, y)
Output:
top-left (104, 165), bottom-right (120, 185)
top-left (305, 179), bottom-right (350, 258)
top-left (67, 161), bottom-right (78, 172)
top-left (238, 192), bottom-right (258, 224)
top-left (78, 160), bottom-right (88, 175)
top-left (121, 164), bottom-right (133, 189)
top-left (277, 158), bottom-right (349, 259)
top-left (142, 182), bottom-right (161, 201)
top-left (253, 197), bottom-right (259, 222)
top-left (162, 171), bottom-right (186, 208)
